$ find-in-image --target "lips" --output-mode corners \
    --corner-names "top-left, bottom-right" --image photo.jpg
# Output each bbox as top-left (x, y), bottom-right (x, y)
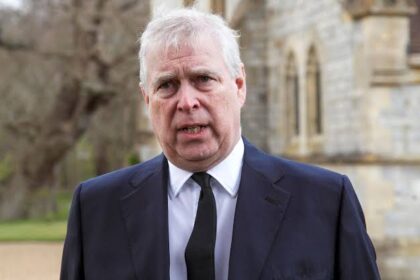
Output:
top-left (178, 124), bottom-right (208, 134)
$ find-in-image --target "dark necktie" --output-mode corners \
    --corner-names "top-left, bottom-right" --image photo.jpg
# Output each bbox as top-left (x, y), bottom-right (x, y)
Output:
top-left (185, 172), bottom-right (217, 280)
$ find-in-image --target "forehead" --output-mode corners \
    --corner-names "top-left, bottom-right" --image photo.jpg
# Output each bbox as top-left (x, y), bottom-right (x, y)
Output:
top-left (146, 35), bottom-right (224, 72)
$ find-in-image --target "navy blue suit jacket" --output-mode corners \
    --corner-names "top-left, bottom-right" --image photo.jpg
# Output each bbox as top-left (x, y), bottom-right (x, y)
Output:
top-left (61, 140), bottom-right (380, 279)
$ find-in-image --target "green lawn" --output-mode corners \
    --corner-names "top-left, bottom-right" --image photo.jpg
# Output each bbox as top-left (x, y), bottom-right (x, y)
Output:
top-left (0, 220), bottom-right (67, 242)
top-left (0, 191), bottom-right (71, 242)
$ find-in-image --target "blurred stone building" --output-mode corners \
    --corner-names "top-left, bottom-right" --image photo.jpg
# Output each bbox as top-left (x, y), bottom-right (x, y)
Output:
top-left (138, 0), bottom-right (420, 278)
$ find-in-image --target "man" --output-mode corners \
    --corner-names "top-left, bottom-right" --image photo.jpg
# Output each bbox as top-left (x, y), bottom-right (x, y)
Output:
top-left (61, 8), bottom-right (381, 280)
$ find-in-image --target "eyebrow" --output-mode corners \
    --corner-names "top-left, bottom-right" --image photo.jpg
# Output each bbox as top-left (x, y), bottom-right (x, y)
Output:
top-left (187, 67), bottom-right (218, 78)
top-left (151, 72), bottom-right (177, 89)
top-left (151, 67), bottom-right (220, 89)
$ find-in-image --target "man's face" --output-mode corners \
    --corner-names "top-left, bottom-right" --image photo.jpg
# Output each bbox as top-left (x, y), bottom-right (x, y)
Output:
top-left (141, 35), bottom-right (246, 172)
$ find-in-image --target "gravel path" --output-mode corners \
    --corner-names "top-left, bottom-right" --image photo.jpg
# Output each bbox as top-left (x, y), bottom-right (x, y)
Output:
top-left (0, 242), bottom-right (63, 280)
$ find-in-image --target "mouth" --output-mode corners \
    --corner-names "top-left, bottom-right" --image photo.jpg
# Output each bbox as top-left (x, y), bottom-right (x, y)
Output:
top-left (179, 125), bottom-right (208, 134)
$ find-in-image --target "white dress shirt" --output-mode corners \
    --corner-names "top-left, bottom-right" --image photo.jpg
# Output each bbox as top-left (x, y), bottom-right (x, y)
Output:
top-left (167, 138), bottom-right (244, 280)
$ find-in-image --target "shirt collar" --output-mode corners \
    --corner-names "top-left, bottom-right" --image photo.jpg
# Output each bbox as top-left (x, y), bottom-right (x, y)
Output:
top-left (168, 138), bottom-right (244, 199)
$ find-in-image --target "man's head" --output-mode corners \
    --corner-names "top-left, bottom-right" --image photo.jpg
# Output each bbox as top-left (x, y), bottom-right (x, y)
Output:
top-left (139, 8), bottom-right (246, 172)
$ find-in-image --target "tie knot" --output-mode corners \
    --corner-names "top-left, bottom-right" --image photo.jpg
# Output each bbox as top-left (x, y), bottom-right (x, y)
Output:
top-left (191, 172), bottom-right (211, 189)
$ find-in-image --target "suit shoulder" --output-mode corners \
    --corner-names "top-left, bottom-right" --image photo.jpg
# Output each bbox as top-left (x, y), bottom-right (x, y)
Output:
top-left (79, 154), bottom-right (164, 196)
top-left (279, 157), bottom-right (342, 182)
top-left (261, 154), bottom-right (346, 198)
top-left (244, 140), bottom-right (344, 187)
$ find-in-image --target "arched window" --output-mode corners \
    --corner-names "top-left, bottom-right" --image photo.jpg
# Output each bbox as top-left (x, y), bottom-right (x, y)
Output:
top-left (285, 53), bottom-right (300, 139)
top-left (306, 46), bottom-right (323, 137)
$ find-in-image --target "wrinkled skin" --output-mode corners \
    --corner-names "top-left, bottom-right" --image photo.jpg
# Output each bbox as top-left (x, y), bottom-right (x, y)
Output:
top-left (141, 36), bottom-right (246, 172)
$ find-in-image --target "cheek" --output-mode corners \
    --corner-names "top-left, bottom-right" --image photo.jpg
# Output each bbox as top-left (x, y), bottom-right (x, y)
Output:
top-left (210, 97), bottom-right (239, 128)
top-left (149, 102), bottom-right (163, 127)
top-left (219, 93), bottom-right (241, 114)
top-left (150, 100), bottom-right (174, 131)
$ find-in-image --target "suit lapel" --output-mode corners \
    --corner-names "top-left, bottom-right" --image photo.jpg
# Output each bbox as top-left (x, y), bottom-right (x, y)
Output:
top-left (228, 142), bottom-right (291, 280)
top-left (120, 156), bottom-right (170, 280)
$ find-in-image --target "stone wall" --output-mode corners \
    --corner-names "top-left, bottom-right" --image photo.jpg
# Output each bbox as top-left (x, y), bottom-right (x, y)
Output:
top-left (323, 163), bottom-right (420, 279)
top-left (266, 0), bottom-right (359, 156)
top-left (260, 0), bottom-right (420, 278)
top-left (362, 85), bottom-right (420, 158)
top-left (237, 2), bottom-right (270, 150)
top-left (265, 0), bottom-right (420, 160)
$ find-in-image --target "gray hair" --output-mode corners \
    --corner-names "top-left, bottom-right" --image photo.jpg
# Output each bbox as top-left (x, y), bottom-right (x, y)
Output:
top-left (139, 8), bottom-right (242, 87)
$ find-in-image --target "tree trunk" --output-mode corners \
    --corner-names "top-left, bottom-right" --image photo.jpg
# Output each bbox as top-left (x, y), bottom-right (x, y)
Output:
top-left (0, 173), bottom-right (57, 220)
top-left (0, 0), bottom-right (147, 220)
top-left (0, 76), bottom-right (113, 220)
top-left (94, 140), bottom-right (111, 175)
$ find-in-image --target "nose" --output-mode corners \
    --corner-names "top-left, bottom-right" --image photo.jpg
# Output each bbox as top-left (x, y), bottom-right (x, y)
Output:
top-left (177, 82), bottom-right (200, 112)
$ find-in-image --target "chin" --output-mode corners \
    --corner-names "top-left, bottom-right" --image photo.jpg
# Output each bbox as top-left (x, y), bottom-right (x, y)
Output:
top-left (183, 153), bottom-right (213, 162)
top-left (180, 148), bottom-right (217, 162)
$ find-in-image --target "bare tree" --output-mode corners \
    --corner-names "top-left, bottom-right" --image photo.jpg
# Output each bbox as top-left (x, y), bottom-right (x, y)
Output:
top-left (0, 0), bottom-right (149, 219)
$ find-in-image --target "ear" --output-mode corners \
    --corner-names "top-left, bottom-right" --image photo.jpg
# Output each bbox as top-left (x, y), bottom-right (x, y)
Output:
top-left (235, 63), bottom-right (247, 107)
top-left (139, 82), bottom-right (149, 106)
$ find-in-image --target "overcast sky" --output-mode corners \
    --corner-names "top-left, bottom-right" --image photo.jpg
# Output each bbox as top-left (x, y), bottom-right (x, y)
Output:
top-left (0, 0), bottom-right (22, 9)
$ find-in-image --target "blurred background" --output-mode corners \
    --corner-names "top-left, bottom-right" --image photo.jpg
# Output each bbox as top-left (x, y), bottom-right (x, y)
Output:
top-left (0, 0), bottom-right (419, 279)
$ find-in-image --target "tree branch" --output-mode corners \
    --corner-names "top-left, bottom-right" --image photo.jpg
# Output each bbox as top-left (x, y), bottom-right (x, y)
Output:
top-left (118, 0), bottom-right (141, 12)
top-left (0, 37), bottom-right (30, 51)
top-left (110, 45), bottom-right (138, 67)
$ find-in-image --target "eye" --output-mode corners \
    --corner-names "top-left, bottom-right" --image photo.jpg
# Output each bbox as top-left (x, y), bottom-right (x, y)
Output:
top-left (158, 81), bottom-right (173, 90)
top-left (194, 75), bottom-right (216, 89)
top-left (156, 80), bottom-right (178, 97)
top-left (197, 75), bottom-right (211, 83)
